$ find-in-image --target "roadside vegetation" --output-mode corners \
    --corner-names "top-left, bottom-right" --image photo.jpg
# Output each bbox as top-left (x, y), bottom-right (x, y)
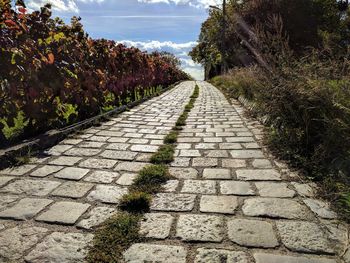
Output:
top-left (86, 84), bottom-right (200, 263)
top-left (190, 0), bottom-right (350, 219)
top-left (0, 1), bottom-right (189, 148)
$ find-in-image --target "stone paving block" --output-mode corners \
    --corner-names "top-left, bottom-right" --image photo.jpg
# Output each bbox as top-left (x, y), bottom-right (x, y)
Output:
top-left (87, 135), bottom-right (110, 142)
top-left (203, 137), bottom-right (223, 143)
top-left (151, 193), bottom-right (196, 212)
top-left (128, 139), bottom-right (149, 144)
top-left (195, 143), bottom-right (216, 150)
top-left (171, 157), bottom-right (191, 167)
top-left (177, 143), bottom-right (192, 149)
top-left (65, 147), bottom-right (102, 157)
top-left (222, 159), bottom-right (247, 168)
top-left (200, 195), bottom-right (238, 214)
top-left (226, 137), bottom-right (255, 143)
top-left (25, 232), bottom-right (93, 263)
top-left (0, 198), bottom-right (53, 220)
top-left (192, 158), bottom-right (218, 167)
top-left (62, 138), bottom-right (83, 145)
top-left (220, 181), bottom-right (255, 195)
top-left (181, 180), bottom-right (216, 194)
top-left (108, 137), bottom-right (128, 143)
top-left (46, 145), bottom-right (73, 156)
top-left (242, 198), bottom-right (312, 219)
top-left (227, 219), bottom-right (278, 248)
top-left (78, 158), bottom-right (117, 169)
top-left (303, 199), bottom-right (337, 219)
top-left (115, 162), bottom-right (148, 172)
top-left (276, 221), bottom-right (334, 254)
top-left (292, 182), bottom-right (315, 197)
top-left (179, 150), bottom-right (201, 157)
top-left (194, 248), bottom-right (249, 263)
top-left (237, 169), bottom-right (282, 181)
top-left (219, 143), bottom-right (243, 150)
top-left (162, 180), bottom-right (179, 192)
top-left (169, 167), bottom-right (198, 179)
top-left (0, 179), bottom-right (61, 196)
top-left (255, 182), bottom-right (295, 197)
top-left (48, 156), bottom-right (82, 166)
top-left (124, 243), bottom-right (187, 263)
top-left (205, 150), bottom-right (229, 158)
top-left (87, 185), bottom-right (128, 204)
top-left (77, 206), bottom-right (116, 229)
top-left (203, 168), bottom-right (231, 179)
top-left (0, 164), bottom-right (37, 176)
top-left (0, 194), bottom-right (19, 209)
top-left (130, 145), bottom-right (159, 153)
top-left (36, 201), bottom-right (90, 225)
top-left (30, 165), bottom-right (64, 177)
top-left (83, 170), bottom-right (120, 183)
top-left (243, 142), bottom-right (261, 149)
top-left (252, 159), bottom-right (272, 168)
top-left (230, 150), bottom-right (264, 158)
top-left (100, 150), bottom-right (138, 161)
top-left (54, 167), bottom-right (89, 180)
top-left (116, 173), bottom-right (137, 186)
top-left (0, 176), bottom-right (15, 187)
top-left (254, 253), bottom-right (337, 263)
top-left (51, 182), bottom-right (94, 198)
top-left (0, 226), bottom-right (48, 261)
top-left (139, 213), bottom-right (174, 239)
top-left (176, 214), bottom-right (224, 242)
top-left (79, 141), bottom-right (105, 148)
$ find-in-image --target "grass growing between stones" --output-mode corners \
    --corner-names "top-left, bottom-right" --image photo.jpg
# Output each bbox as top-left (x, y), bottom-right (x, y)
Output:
top-left (86, 83), bottom-right (200, 262)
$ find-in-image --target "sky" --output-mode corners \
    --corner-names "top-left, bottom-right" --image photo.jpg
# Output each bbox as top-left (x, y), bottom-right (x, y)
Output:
top-left (25, 0), bottom-right (222, 80)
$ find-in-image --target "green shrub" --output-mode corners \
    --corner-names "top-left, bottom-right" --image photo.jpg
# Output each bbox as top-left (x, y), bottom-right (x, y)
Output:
top-left (132, 164), bottom-right (171, 193)
top-left (164, 131), bottom-right (178, 144)
top-left (150, 145), bottom-right (175, 164)
top-left (86, 212), bottom-right (141, 263)
top-left (119, 192), bottom-right (151, 213)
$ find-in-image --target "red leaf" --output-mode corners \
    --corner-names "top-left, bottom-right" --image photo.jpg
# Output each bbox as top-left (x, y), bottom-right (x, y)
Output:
top-left (47, 53), bottom-right (55, 64)
top-left (4, 20), bottom-right (18, 28)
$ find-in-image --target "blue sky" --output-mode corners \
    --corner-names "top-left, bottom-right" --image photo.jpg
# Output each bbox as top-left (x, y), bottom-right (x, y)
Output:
top-left (26, 0), bottom-right (221, 79)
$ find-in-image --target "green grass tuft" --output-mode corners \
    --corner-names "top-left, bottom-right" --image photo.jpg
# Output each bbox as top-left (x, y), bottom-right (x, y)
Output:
top-left (164, 131), bottom-right (178, 144)
top-left (119, 192), bottom-right (152, 213)
top-left (86, 212), bottom-right (141, 263)
top-left (150, 145), bottom-right (175, 164)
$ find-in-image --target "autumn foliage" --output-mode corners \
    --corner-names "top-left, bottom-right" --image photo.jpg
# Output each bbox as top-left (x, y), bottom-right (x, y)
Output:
top-left (0, 0), bottom-right (189, 147)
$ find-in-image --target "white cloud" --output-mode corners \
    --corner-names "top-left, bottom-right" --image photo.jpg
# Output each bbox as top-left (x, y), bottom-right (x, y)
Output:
top-left (138, 0), bottom-right (222, 8)
top-left (119, 40), bottom-right (204, 80)
top-left (26, 0), bottom-right (105, 13)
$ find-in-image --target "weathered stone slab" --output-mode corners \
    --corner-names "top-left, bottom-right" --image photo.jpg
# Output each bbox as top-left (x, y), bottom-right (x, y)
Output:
top-left (181, 180), bottom-right (216, 194)
top-left (169, 167), bottom-right (198, 179)
top-left (115, 162), bottom-right (148, 172)
top-left (0, 195), bottom-right (20, 210)
top-left (54, 167), bottom-right (89, 181)
top-left (195, 248), bottom-right (249, 263)
top-left (0, 226), bottom-right (48, 261)
top-left (276, 221), bottom-right (334, 254)
top-left (100, 150), bottom-right (138, 161)
top-left (162, 180), bottom-right (179, 192)
top-left (200, 195), bottom-right (238, 214)
top-left (0, 198), bottom-right (53, 220)
top-left (30, 165), bottom-right (64, 177)
top-left (171, 157), bottom-right (190, 167)
top-left (222, 159), bottom-right (247, 168)
top-left (179, 150), bottom-right (201, 157)
top-left (0, 176), bottom-right (15, 187)
top-left (237, 169), bottom-right (281, 181)
top-left (192, 158), bottom-right (218, 167)
top-left (49, 156), bottom-right (82, 166)
top-left (0, 165), bottom-right (37, 176)
top-left (87, 185), bottom-right (128, 204)
top-left (0, 179), bottom-right (61, 196)
top-left (206, 150), bottom-right (229, 158)
top-left (303, 199), bottom-right (337, 219)
top-left (242, 198), bottom-right (312, 219)
top-left (203, 168), bottom-right (231, 179)
top-left (124, 243), bottom-right (187, 263)
top-left (151, 193), bottom-right (196, 212)
top-left (25, 232), bottom-right (93, 263)
top-left (227, 219), bottom-right (278, 248)
top-left (254, 253), bottom-right (337, 263)
top-left (139, 213), bottom-right (174, 239)
top-left (46, 145), bottom-right (73, 155)
top-left (252, 159), bottom-right (272, 168)
top-left (78, 158), bottom-right (117, 169)
top-left (36, 201), bottom-right (90, 225)
top-left (130, 145), bottom-right (159, 153)
top-left (83, 170), bottom-right (120, 183)
top-left (116, 173), bottom-right (137, 186)
top-left (220, 181), bottom-right (255, 195)
top-left (292, 182), bottom-right (315, 197)
top-left (255, 182), bottom-right (295, 197)
top-left (51, 182), bottom-right (94, 198)
top-left (77, 206), bottom-right (116, 229)
top-left (230, 150), bottom-right (264, 158)
top-left (176, 214), bottom-right (224, 242)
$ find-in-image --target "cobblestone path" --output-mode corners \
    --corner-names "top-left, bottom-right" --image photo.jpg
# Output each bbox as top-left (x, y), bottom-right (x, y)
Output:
top-left (124, 82), bottom-right (349, 263)
top-left (0, 81), bottom-right (348, 263)
top-left (0, 81), bottom-right (194, 263)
